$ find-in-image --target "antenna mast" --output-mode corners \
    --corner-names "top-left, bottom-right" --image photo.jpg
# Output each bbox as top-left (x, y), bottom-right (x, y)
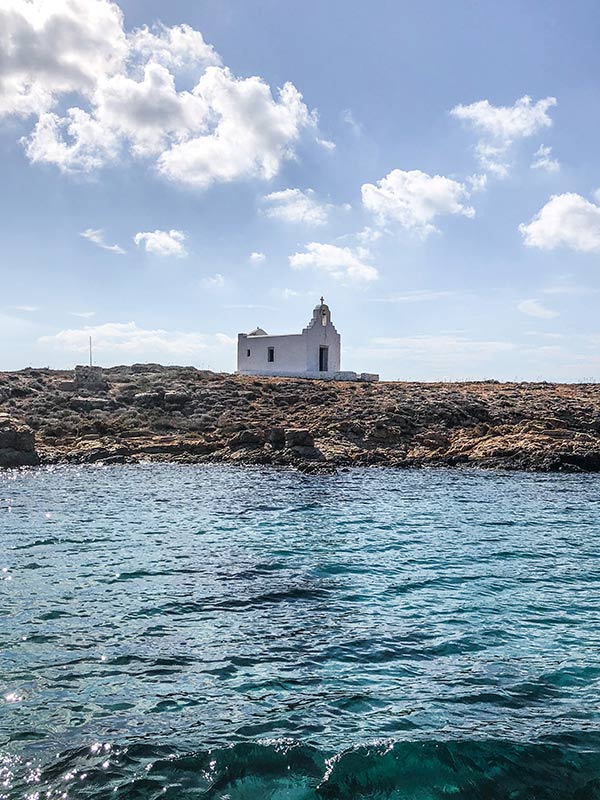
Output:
top-left (89, 336), bottom-right (93, 368)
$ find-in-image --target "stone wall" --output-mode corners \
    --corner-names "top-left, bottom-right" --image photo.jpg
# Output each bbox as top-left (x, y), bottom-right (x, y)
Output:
top-left (74, 366), bottom-right (108, 392)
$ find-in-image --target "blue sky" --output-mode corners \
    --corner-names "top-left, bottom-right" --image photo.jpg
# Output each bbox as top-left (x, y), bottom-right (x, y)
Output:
top-left (2, 0), bottom-right (600, 380)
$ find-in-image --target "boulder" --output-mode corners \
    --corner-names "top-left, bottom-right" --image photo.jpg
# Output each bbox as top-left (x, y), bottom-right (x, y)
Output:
top-left (266, 427), bottom-right (286, 449)
top-left (284, 429), bottom-right (314, 448)
top-left (0, 415), bottom-right (39, 467)
top-left (228, 430), bottom-right (263, 448)
top-left (70, 396), bottom-right (112, 411)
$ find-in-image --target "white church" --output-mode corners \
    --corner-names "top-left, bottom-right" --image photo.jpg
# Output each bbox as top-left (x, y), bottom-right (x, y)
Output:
top-left (237, 298), bottom-right (379, 381)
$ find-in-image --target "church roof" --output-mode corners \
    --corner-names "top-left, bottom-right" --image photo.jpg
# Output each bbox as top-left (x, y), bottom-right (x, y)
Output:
top-left (248, 327), bottom-right (268, 337)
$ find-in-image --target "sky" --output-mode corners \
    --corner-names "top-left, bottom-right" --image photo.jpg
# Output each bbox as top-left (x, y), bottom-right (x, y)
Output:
top-left (2, 0), bottom-right (600, 380)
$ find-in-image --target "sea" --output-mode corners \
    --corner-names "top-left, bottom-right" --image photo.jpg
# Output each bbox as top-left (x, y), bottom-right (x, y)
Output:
top-left (2, 464), bottom-right (600, 799)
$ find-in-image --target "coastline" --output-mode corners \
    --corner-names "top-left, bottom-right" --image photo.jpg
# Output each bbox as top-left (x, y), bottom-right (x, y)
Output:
top-left (2, 364), bottom-right (600, 473)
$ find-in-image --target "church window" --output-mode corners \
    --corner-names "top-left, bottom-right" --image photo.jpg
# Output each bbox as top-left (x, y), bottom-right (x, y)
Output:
top-left (246, 349), bottom-right (251, 357)
top-left (268, 347), bottom-right (274, 363)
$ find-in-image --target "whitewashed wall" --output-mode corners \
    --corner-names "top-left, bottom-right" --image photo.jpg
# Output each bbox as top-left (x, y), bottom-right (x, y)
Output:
top-left (304, 319), bottom-right (341, 373)
top-left (237, 333), bottom-right (307, 375)
top-left (237, 303), bottom-right (342, 377)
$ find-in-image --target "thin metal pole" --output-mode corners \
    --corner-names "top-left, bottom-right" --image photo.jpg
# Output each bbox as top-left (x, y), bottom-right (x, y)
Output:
top-left (89, 336), bottom-right (93, 368)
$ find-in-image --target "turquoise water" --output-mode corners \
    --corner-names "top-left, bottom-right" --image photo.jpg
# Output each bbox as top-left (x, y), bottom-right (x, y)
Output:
top-left (2, 465), bottom-right (600, 798)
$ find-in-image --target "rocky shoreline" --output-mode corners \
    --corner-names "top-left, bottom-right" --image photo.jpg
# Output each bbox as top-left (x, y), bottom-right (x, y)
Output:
top-left (2, 364), bottom-right (600, 473)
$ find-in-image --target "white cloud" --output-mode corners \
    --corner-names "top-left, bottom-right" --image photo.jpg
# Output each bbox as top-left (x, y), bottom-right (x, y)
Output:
top-left (519, 193), bottom-right (600, 253)
top-left (289, 242), bottom-right (378, 283)
top-left (316, 137), bottom-right (335, 151)
top-left (80, 228), bottom-right (125, 254)
top-left (134, 229), bottom-right (187, 257)
top-left (341, 109), bottom-right (362, 136)
top-left (531, 144), bottom-right (560, 173)
top-left (10, 305), bottom-right (38, 312)
top-left (25, 108), bottom-right (120, 172)
top-left (39, 321), bottom-right (234, 357)
top-left (451, 95), bottom-right (556, 141)
top-left (200, 273), bottom-right (226, 288)
top-left (361, 168), bottom-right (474, 237)
top-left (92, 63), bottom-right (209, 158)
top-left (157, 70), bottom-right (314, 188)
top-left (0, 0), bottom-right (127, 118)
top-left (467, 173), bottom-right (488, 193)
top-left (450, 95), bottom-right (557, 176)
top-left (70, 311), bottom-right (96, 318)
top-left (2, 1), bottom-right (317, 188)
top-left (262, 188), bottom-right (332, 226)
top-left (517, 299), bottom-right (559, 319)
top-left (355, 226), bottom-right (383, 244)
top-left (472, 142), bottom-right (511, 178)
top-left (249, 251), bottom-right (266, 263)
top-left (128, 23), bottom-right (220, 73)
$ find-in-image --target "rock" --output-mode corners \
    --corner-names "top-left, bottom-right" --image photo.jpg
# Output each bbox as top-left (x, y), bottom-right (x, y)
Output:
top-left (164, 390), bottom-right (190, 407)
top-left (0, 415), bottom-right (39, 467)
top-left (266, 427), bottom-right (286, 448)
top-left (6, 365), bottom-right (600, 474)
top-left (70, 396), bottom-right (112, 411)
top-left (284, 429), bottom-right (314, 448)
top-left (274, 393), bottom-right (301, 407)
top-left (289, 445), bottom-right (322, 460)
top-left (72, 443), bottom-right (131, 464)
top-left (136, 438), bottom-right (185, 455)
top-left (229, 430), bottom-right (263, 448)
top-left (134, 391), bottom-right (164, 407)
top-left (101, 454), bottom-right (128, 465)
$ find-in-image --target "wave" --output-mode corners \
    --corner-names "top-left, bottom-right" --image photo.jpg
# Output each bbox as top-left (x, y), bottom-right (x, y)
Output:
top-left (5, 737), bottom-right (600, 799)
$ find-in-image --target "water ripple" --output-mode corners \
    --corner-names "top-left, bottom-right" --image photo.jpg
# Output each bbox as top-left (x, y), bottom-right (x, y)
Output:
top-left (2, 465), bottom-right (600, 798)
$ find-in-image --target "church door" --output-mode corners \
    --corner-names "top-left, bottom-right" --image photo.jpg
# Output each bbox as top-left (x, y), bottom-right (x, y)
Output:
top-left (319, 346), bottom-right (329, 372)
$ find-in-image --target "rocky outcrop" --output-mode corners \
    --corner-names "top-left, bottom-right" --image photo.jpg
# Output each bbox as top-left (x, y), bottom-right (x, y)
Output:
top-left (0, 415), bottom-right (39, 467)
top-left (284, 429), bottom-right (314, 448)
top-left (70, 396), bottom-right (113, 411)
top-left (3, 366), bottom-right (600, 473)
